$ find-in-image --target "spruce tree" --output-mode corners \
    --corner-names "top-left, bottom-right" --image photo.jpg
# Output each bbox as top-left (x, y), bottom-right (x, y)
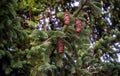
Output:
top-left (0, 0), bottom-right (120, 76)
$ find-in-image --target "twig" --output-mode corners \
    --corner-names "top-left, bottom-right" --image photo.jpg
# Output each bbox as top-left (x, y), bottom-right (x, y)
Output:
top-left (41, 37), bottom-right (51, 45)
top-left (62, 24), bottom-right (68, 32)
top-left (73, 0), bottom-right (88, 17)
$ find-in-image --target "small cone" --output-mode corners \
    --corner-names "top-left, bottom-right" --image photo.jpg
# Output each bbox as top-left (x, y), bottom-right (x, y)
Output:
top-left (76, 19), bottom-right (82, 34)
top-left (57, 38), bottom-right (64, 54)
top-left (64, 12), bottom-right (70, 25)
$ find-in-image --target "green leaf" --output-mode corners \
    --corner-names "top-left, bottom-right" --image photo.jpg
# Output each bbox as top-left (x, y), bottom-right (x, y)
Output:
top-left (6, 3), bottom-right (16, 18)
top-left (56, 12), bottom-right (64, 20)
top-left (88, 2), bottom-right (101, 17)
top-left (70, 66), bottom-right (76, 73)
top-left (80, 69), bottom-right (91, 75)
top-left (64, 40), bottom-right (73, 52)
top-left (52, 31), bottom-right (65, 38)
top-left (26, 54), bottom-right (31, 59)
top-left (7, 19), bottom-right (12, 26)
top-left (93, 1), bottom-right (102, 8)
top-left (28, 20), bottom-right (37, 27)
top-left (11, 60), bottom-right (24, 69)
top-left (0, 50), bottom-right (5, 59)
top-left (30, 30), bottom-right (48, 39)
top-left (5, 67), bottom-right (12, 75)
top-left (38, 63), bottom-right (56, 71)
top-left (56, 59), bottom-right (63, 68)
top-left (6, 51), bottom-right (13, 59)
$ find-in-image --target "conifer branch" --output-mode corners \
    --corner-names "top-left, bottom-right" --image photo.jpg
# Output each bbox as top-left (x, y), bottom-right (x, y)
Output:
top-left (37, 0), bottom-right (91, 47)
top-left (62, 0), bottom-right (89, 33)
top-left (73, 0), bottom-right (88, 17)
top-left (41, 37), bottom-right (51, 45)
top-left (62, 25), bottom-right (68, 32)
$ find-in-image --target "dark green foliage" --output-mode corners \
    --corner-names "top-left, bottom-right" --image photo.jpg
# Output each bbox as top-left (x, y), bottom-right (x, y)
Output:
top-left (0, 0), bottom-right (120, 76)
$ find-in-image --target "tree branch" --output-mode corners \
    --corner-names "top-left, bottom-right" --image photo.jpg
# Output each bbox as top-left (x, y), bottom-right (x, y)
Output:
top-left (39, 0), bottom-right (89, 43)
top-left (73, 0), bottom-right (88, 17)
top-left (41, 37), bottom-right (51, 45)
top-left (61, 0), bottom-right (89, 34)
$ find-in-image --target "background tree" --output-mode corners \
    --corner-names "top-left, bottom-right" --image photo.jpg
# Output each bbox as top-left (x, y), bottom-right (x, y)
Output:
top-left (0, 0), bottom-right (120, 76)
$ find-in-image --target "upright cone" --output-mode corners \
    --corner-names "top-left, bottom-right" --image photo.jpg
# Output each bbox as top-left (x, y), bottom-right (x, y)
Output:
top-left (57, 38), bottom-right (64, 54)
top-left (76, 19), bottom-right (82, 34)
top-left (64, 12), bottom-right (70, 25)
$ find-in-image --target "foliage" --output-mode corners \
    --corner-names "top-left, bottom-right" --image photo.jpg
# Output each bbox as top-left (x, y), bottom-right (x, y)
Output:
top-left (0, 0), bottom-right (120, 76)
